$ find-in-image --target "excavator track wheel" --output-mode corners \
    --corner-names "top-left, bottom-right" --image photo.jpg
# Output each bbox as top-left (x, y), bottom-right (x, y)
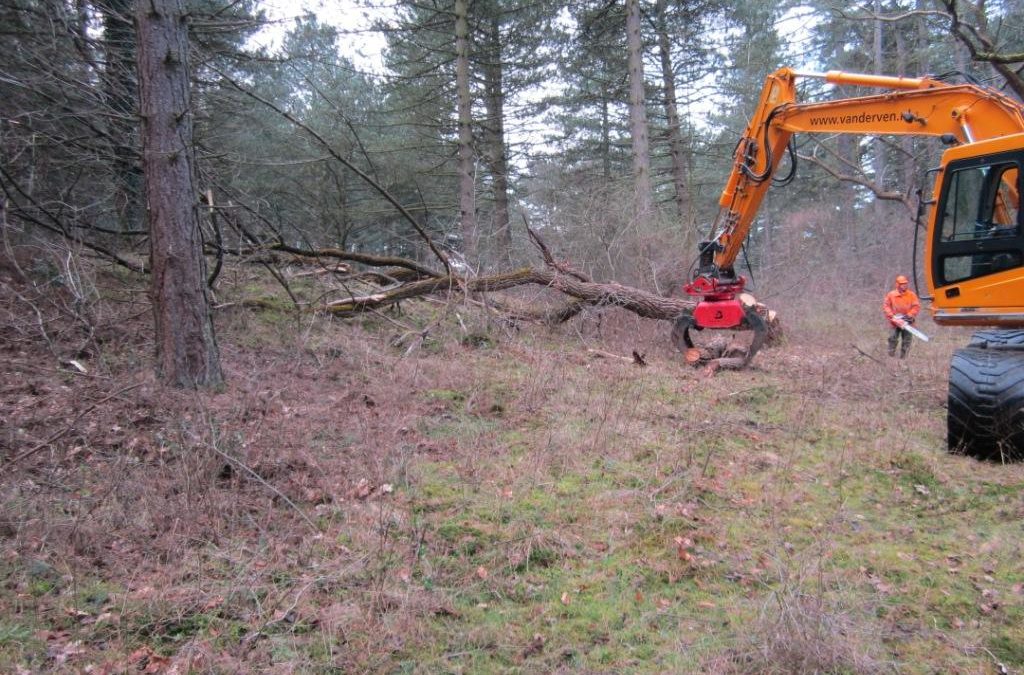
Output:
top-left (948, 345), bottom-right (1024, 461)
top-left (967, 329), bottom-right (1024, 349)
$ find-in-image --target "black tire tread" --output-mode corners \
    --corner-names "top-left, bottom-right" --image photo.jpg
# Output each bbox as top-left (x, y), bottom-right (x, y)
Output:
top-left (948, 347), bottom-right (1024, 461)
top-left (967, 329), bottom-right (1024, 349)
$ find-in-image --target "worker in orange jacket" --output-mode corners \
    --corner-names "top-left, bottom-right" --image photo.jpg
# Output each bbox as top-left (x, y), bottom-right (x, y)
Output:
top-left (883, 275), bottom-right (921, 358)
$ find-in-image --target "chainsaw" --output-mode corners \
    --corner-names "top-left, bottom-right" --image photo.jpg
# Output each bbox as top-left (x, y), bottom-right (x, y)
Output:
top-left (893, 315), bottom-right (930, 342)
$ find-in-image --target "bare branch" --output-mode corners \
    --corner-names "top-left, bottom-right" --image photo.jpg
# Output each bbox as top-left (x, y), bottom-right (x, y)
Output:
top-left (832, 8), bottom-right (949, 23)
top-left (0, 166), bottom-right (147, 274)
top-left (209, 65), bottom-right (454, 276)
top-left (267, 242), bottom-right (442, 279)
top-left (796, 151), bottom-right (913, 214)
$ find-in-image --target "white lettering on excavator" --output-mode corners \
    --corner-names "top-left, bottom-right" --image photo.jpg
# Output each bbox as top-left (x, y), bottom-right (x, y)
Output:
top-left (809, 112), bottom-right (900, 126)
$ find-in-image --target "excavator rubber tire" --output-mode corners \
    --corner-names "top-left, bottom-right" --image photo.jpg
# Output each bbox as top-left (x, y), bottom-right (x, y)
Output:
top-left (948, 344), bottom-right (1024, 461)
top-left (966, 329), bottom-right (1024, 349)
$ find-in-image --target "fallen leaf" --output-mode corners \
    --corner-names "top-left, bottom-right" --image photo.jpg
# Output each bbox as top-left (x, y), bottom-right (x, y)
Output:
top-left (980, 538), bottom-right (1002, 554)
top-left (560, 592), bottom-right (571, 606)
top-left (475, 566), bottom-right (488, 580)
top-left (143, 654), bottom-right (171, 674)
top-left (350, 478), bottom-right (373, 500)
top-left (522, 633), bottom-right (545, 658)
top-left (872, 580), bottom-right (893, 594)
top-left (65, 360), bottom-right (87, 373)
top-left (697, 600), bottom-right (715, 609)
top-left (674, 536), bottom-right (695, 563)
top-left (49, 640), bottom-right (85, 666)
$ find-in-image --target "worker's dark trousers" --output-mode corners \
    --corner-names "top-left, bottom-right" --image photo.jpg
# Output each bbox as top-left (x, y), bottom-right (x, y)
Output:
top-left (888, 327), bottom-right (912, 358)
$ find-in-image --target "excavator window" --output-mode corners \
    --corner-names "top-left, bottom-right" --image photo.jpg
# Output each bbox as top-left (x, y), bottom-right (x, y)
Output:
top-left (934, 153), bottom-right (1024, 285)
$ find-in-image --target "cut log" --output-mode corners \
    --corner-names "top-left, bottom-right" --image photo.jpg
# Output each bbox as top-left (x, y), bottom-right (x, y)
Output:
top-left (740, 292), bottom-right (783, 346)
top-left (682, 335), bottom-right (754, 370)
top-left (724, 340), bottom-right (747, 358)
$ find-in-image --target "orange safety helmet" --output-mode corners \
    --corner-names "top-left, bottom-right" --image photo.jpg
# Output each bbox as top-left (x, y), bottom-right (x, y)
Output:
top-left (895, 275), bottom-right (909, 285)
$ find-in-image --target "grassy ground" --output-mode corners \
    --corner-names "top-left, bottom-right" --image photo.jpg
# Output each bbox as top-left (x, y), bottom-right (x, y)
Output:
top-left (3, 258), bottom-right (1024, 673)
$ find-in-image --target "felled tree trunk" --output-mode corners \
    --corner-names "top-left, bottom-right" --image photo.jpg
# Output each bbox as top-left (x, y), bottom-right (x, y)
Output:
top-left (260, 231), bottom-right (782, 370)
top-left (325, 267), bottom-right (698, 321)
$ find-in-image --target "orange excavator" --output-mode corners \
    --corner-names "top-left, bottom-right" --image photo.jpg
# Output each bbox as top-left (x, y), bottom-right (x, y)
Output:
top-left (675, 67), bottom-right (1024, 460)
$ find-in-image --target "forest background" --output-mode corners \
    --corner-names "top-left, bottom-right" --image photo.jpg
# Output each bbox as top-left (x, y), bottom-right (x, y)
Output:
top-left (12, 0), bottom-right (1023, 311)
top-left (6, 0), bottom-right (1024, 672)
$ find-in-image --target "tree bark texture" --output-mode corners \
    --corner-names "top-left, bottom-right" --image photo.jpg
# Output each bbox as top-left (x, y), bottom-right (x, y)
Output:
top-left (871, 0), bottom-right (887, 219)
top-left (482, 16), bottom-right (513, 265)
top-left (326, 266), bottom-right (698, 320)
top-left (454, 0), bottom-right (478, 267)
top-left (625, 0), bottom-right (653, 219)
top-left (654, 0), bottom-right (690, 226)
top-left (136, 0), bottom-right (223, 388)
top-left (102, 0), bottom-right (144, 233)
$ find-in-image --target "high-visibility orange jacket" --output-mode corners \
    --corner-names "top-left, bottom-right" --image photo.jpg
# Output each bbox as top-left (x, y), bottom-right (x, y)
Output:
top-left (883, 288), bottom-right (921, 325)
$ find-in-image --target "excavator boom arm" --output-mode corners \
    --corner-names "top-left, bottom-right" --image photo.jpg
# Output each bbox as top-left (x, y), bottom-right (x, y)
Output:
top-left (709, 68), bottom-right (1024, 274)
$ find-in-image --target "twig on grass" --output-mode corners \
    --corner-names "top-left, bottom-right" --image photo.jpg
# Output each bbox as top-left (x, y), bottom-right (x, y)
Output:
top-left (209, 444), bottom-right (321, 535)
top-left (3, 382), bottom-right (144, 468)
top-left (851, 343), bottom-right (885, 365)
top-left (6, 359), bottom-right (111, 380)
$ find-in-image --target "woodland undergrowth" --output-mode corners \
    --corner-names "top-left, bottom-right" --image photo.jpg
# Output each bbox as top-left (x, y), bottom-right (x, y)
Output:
top-left (3, 247), bottom-right (1024, 674)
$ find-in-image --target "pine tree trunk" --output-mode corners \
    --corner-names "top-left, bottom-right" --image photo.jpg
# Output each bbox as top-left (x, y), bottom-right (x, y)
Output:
top-left (655, 0), bottom-right (689, 226)
top-left (136, 0), bottom-right (223, 388)
top-left (481, 17), bottom-right (512, 265)
top-left (454, 0), bottom-right (478, 268)
top-left (103, 0), bottom-right (143, 233)
top-left (871, 0), bottom-right (888, 222)
top-left (625, 0), bottom-right (652, 219)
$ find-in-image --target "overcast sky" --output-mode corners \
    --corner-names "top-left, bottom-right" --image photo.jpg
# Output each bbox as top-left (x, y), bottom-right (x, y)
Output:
top-left (254, 0), bottom-right (390, 73)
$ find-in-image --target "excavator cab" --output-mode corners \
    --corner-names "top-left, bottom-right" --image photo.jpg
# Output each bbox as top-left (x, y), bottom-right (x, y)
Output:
top-left (930, 151), bottom-right (1024, 295)
top-left (928, 144), bottom-right (1024, 460)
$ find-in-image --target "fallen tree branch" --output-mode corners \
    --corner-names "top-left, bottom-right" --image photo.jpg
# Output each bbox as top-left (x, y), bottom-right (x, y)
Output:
top-left (526, 222), bottom-right (590, 282)
top-left (267, 241), bottom-right (441, 279)
top-left (324, 266), bottom-right (698, 320)
top-left (851, 343), bottom-right (885, 365)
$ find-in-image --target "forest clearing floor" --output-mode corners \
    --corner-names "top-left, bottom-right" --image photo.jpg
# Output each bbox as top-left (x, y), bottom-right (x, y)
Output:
top-left (3, 258), bottom-right (1024, 673)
